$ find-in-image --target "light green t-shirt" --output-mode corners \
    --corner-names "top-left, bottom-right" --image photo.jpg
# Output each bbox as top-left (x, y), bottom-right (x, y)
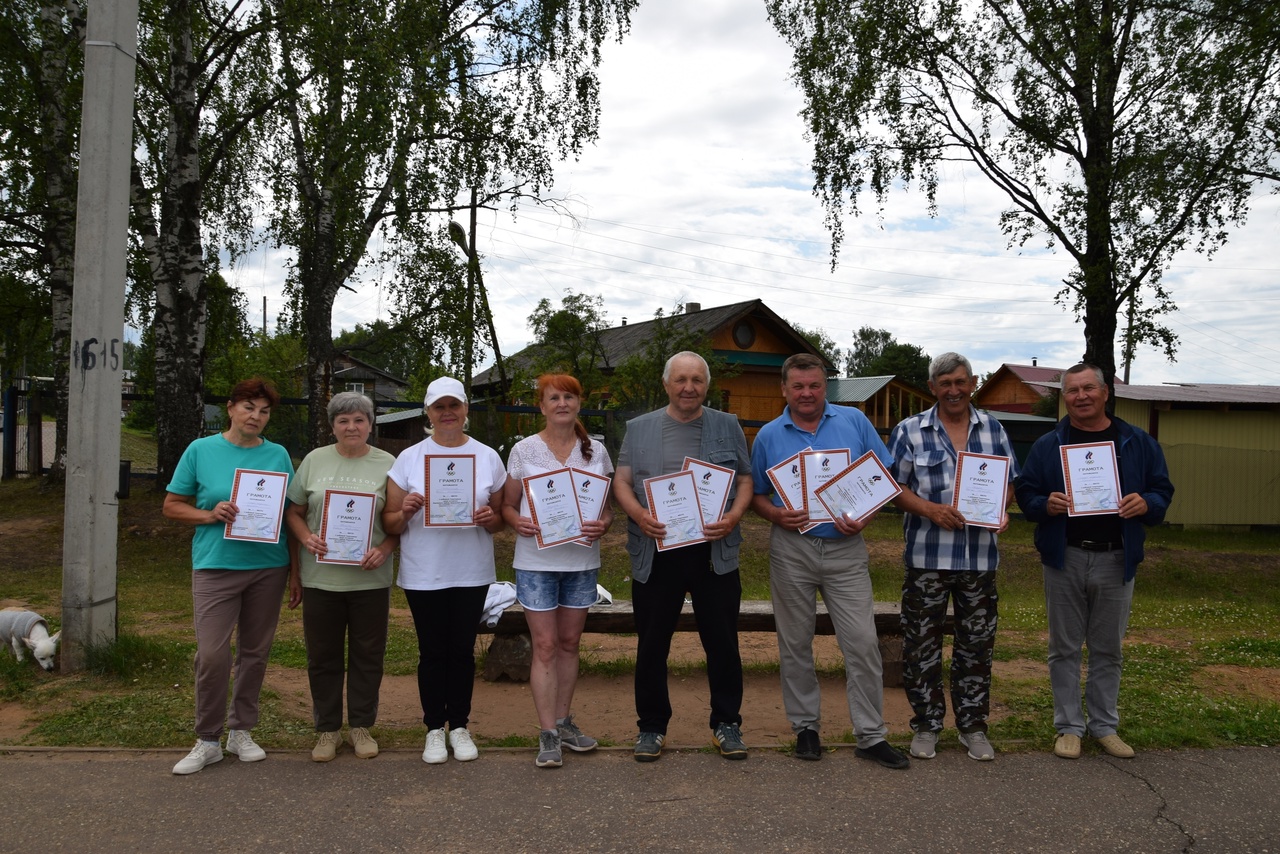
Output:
top-left (287, 444), bottom-right (396, 591)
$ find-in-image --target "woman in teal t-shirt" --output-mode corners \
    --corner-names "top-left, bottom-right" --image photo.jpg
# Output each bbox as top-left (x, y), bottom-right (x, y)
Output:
top-left (163, 377), bottom-right (294, 776)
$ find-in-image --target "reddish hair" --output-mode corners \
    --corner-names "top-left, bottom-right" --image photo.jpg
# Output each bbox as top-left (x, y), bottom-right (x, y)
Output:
top-left (536, 374), bottom-right (592, 461)
top-left (228, 377), bottom-right (281, 408)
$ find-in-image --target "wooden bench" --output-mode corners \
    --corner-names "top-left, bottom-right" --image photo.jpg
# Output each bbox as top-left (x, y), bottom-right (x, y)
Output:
top-left (479, 599), bottom-right (954, 688)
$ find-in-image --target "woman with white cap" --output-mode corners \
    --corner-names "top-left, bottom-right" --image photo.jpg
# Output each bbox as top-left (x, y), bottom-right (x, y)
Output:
top-left (383, 377), bottom-right (506, 764)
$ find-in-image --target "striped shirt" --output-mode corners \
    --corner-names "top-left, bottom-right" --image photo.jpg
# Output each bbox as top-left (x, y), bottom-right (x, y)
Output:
top-left (888, 404), bottom-right (1018, 571)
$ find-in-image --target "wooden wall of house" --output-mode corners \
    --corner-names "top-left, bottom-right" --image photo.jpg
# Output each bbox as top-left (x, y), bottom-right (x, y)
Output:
top-left (974, 372), bottom-right (1040, 413)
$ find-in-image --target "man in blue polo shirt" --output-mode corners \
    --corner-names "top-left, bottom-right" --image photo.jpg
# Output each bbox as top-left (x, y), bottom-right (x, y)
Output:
top-left (750, 353), bottom-right (909, 769)
top-left (889, 352), bottom-right (1017, 762)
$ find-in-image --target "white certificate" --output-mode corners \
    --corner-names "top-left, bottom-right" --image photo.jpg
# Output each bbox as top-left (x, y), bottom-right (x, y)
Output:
top-left (682, 456), bottom-right (734, 525)
top-left (224, 468), bottom-right (289, 542)
top-left (643, 470), bottom-right (707, 552)
top-left (952, 452), bottom-right (1010, 530)
top-left (318, 489), bottom-right (377, 564)
top-left (1060, 441), bottom-right (1121, 516)
top-left (522, 468), bottom-right (583, 549)
top-left (569, 468), bottom-right (611, 547)
top-left (812, 451), bottom-right (902, 525)
top-left (764, 447), bottom-right (818, 533)
top-left (799, 449), bottom-right (852, 522)
top-left (423, 455), bottom-right (476, 526)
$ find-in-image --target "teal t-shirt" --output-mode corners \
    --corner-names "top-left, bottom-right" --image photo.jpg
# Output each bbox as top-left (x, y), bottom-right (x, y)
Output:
top-left (168, 433), bottom-right (294, 570)
top-left (287, 443), bottom-right (395, 591)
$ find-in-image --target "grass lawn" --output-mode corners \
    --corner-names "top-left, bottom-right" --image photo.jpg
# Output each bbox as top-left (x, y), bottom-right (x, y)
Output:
top-left (2, 475), bottom-right (1278, 751)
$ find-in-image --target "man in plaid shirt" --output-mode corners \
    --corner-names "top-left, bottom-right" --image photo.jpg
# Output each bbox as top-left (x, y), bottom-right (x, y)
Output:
top-left (888, 352), bottom-right (1017, 762)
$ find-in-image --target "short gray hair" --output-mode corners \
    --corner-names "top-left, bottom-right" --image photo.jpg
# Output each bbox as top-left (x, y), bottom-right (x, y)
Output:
top-left (929, 352), bottom-right (973, 383)
top-left (663, 351), bottom-right (710, 384)
top-left (328, 391), bottom-right (375, 426)
top-left (1064, 363), bottom-right (1106, 387)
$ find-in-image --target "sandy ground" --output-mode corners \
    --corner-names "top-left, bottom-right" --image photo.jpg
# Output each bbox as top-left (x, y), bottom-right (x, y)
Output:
top-left (264, 632), bottom-right (1006, 747)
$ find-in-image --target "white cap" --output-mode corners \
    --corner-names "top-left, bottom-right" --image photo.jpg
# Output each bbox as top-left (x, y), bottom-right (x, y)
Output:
top-left (424, 376), bottom-right (467, 408)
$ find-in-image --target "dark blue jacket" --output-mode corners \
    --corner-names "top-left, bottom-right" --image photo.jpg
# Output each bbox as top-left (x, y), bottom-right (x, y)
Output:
top-left (1014, 416), bottom-right (1174, 581)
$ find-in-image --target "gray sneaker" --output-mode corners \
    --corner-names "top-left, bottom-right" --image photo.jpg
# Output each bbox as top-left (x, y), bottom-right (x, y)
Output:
top-left (713, 722), bottom-right (748, 760)
top-left (959, 730), bottom-right (995, 761)
top-left (909, 730), bottom-right (938, 759)
top-left (557, 715), bottom-right (598, 752)
top-left (535, 730), bottom-right (563, 768)
top-left (634, 731), bottom-right (664, 762)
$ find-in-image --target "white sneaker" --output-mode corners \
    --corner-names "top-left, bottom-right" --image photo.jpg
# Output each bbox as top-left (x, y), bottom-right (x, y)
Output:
top-left (226, 729), bottom-right (267, 762)
top-left (449, 727), bottom-right (479, 761)
top-left (909, 730), bottom-right (938, 759)
top-left (173, 740), bottom-right (223, 775)
top-left (423, 728), bottom-right (448, 764)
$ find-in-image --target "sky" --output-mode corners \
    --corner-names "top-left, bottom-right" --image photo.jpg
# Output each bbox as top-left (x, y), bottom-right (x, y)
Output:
top-left (228, 0), bottom-right (1280, 387)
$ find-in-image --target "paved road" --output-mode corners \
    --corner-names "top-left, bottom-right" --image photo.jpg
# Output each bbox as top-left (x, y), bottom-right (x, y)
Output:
top-left (2, 744), bottom-right (1277, 852)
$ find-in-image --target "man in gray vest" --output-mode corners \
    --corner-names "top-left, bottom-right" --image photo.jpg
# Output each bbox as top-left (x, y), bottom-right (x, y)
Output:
top-left (613, 351), bottom-right (754, 762)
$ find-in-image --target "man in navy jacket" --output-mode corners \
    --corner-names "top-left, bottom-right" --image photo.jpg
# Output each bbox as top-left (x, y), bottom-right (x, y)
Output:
top-left (1015, 364), bottom-right (1173, 760)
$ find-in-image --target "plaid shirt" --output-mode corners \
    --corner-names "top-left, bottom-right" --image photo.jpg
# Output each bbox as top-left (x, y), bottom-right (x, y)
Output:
top-left (888, 404), bottom-right (1018, 571)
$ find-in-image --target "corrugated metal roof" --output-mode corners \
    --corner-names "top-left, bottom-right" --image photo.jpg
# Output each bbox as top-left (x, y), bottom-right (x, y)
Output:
top-left (987, 411), bottom-right (1057, 423)
top-left (376, 408), bottom-right (424, 425)
top-left (1038, 381), bottom-right (1280, 404)
top-left (827, 376), bottom-right (894, 402)
top-left (1116, 383), bottom-right (1280, 404)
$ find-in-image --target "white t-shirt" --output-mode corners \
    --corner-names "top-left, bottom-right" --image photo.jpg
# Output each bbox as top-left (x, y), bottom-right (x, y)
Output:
top-left (507, 435), bottom-right (614, 573)
top-left (388, 434), bottom-right (507, 591)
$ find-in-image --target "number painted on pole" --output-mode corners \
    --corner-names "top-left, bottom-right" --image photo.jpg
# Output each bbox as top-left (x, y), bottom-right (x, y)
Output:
top-left (73, 337), bottom-right (122, 373)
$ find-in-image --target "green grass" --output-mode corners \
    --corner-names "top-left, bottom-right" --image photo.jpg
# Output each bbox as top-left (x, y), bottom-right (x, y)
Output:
top-left (3, 476), bottom-right (1280, 750)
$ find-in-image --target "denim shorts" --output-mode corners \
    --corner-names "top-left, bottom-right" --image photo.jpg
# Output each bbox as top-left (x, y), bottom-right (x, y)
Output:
top-left (515, 568), bottom-right (599, 612)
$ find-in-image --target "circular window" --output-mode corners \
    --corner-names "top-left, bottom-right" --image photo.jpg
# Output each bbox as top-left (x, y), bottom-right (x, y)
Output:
top-left (732, 320), bottom-right (756, 349)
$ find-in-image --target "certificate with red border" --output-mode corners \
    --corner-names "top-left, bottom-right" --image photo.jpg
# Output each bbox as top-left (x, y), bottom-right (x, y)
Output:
top-left (682, 456), bottom-right (734, 525)
top-left (317, 489), bottom-right (377, 564)
top-left (423, 455), bottom-right (476, 526)
top-left (569, 468), bottom-right (611, 547)
top-left (812, 451), bottom-right (901, 525)
top-left (223, 468), bottom-right (288, 542)
top-left (798, 449), bottom-right (851, 523)
top-left (1060, 442), bottom-right (1121, 516)
top-left (522, 468), bottom-right (583, 549)
top-left (952, 452), bottom-right (1010, 529)
top-left (643, 470), bottom-right (707, 552)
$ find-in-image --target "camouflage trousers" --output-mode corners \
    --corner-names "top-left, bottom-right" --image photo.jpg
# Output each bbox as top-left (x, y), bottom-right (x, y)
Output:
top-left (901, 569), bottom-right (998, 734)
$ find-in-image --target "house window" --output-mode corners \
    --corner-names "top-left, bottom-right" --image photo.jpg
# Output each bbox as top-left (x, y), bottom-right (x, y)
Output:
top-left (732, 320), bottom-right (756, 349)
top-left (345, 382), bottom-right (365, 394)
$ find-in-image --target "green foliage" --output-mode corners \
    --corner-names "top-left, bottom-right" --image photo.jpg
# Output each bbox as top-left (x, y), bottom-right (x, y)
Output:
top-left (526, 291), bottom-right (610, 402)
top-left (845, 326), bottom-right (930, 387)
top-left (0, 271), bottom-right (53, 384)
top-left (767, 0), bottom-right (1280, 382)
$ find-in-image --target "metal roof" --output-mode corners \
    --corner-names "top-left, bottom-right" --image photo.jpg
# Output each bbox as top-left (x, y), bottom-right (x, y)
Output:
top-left (1038, 382), bottom-right (1280, 404)
top-left (827, 376), bottom-right (895, 402)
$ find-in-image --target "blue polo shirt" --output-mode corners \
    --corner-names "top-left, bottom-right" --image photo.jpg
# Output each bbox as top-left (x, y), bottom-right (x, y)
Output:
top-left (751, 402), bottom-right (892, 539)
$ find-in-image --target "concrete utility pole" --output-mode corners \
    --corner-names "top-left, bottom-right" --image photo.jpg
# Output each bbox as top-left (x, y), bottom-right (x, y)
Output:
top-left (61, 0), bottom-right (140, 671)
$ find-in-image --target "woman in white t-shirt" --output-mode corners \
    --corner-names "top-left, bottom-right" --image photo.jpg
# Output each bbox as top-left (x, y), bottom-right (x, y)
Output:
top-left (501, 374), bottom-right (614, 768)
top-left (383, 377), bottom-right (506, 765)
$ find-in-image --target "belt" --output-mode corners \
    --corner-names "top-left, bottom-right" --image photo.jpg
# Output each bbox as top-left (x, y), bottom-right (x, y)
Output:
top-left (1069, 540), bottom-right (1121, 552)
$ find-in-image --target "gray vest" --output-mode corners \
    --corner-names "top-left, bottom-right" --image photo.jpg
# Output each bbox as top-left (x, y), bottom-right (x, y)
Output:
top-left (622, 407), bottom-right (746, 582)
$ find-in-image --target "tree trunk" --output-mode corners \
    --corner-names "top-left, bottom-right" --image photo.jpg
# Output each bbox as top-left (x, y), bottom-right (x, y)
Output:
top-left (38, 0), bottom-right (86, 481)
top-left (146, 0), bottom-right (209, 487)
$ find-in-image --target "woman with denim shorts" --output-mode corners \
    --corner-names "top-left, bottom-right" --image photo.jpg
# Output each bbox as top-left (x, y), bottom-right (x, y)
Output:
top-left (501, 374), bottom-right (614, 768)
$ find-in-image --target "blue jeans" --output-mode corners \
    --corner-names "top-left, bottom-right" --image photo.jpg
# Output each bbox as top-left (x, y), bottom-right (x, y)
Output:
top-left (1044, 548), bottom-right (1133, 737)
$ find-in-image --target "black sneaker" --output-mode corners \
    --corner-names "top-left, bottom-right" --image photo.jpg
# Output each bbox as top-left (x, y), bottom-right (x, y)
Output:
top-left (855, 740), bottom-right (910, 769)
top-left (713, 722), bottom-right (748, 760)
top-left (634, 731), bottom-right (664, 762)
top-left (794, 728), bottom-right (822, 761)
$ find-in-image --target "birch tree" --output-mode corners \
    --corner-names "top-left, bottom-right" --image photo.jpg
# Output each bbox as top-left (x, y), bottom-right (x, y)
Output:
top-left (0, 0), bottom-right (85, 476)
top-left (129, 0), bottom-right (277, 485)
top-left (267, 0), bottom-right (636, 446)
